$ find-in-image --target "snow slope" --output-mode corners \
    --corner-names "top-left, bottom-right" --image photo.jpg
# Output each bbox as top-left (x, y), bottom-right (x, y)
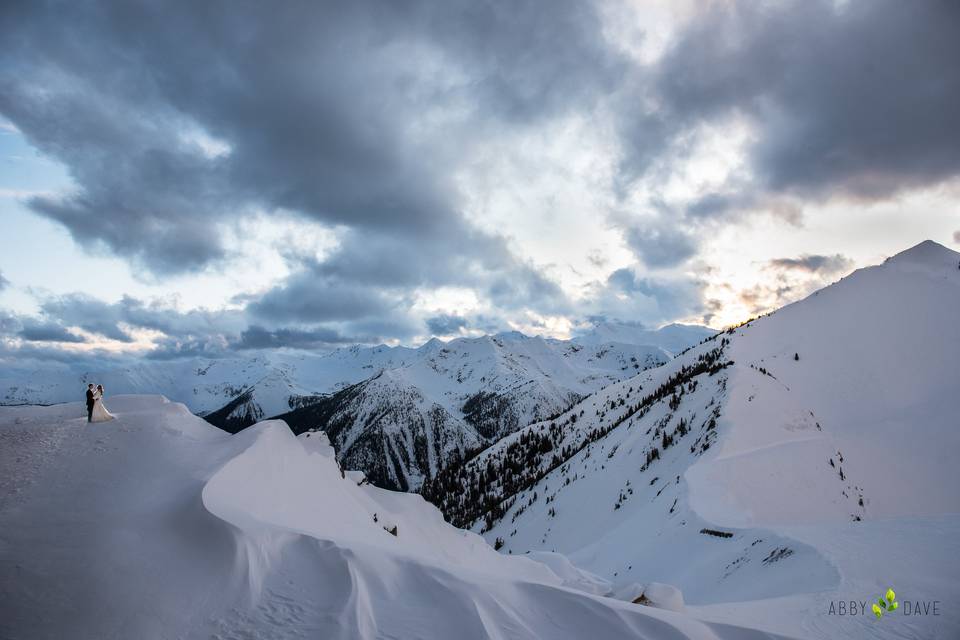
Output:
top-left (425, 241), bottom-right (960, 639)
top-left (0, 395), bottom-right (787, 639)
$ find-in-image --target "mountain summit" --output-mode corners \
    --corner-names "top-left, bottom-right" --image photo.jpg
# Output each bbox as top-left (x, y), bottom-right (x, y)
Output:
top-left (884, 238), bottom-right (959, 267)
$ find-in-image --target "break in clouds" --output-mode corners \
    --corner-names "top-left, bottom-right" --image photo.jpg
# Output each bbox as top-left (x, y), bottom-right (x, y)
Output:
top-left (1, 0), bottom-right (958, 360)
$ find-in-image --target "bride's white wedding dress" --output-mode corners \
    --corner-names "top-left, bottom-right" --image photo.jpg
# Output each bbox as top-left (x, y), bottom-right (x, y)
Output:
top-left (90, 392), bottom-right (115, 423)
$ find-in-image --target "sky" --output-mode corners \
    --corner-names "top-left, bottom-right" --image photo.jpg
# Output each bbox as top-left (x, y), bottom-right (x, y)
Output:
top-left (1, 0), bottom-right (958, 363)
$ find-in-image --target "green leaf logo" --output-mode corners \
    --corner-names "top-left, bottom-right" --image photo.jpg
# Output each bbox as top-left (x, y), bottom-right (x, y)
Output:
top-left (873, 586), bottom-right (899, 620)
top-left (884, 588), bottom-right (899, 612)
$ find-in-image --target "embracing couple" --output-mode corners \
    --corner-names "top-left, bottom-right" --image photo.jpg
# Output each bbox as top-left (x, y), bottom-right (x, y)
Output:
top-left (85, 384), bottom-right (115, 423)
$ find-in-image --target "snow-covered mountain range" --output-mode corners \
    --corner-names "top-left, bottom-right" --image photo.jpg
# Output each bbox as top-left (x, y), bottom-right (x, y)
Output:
top-left (0, 324), bottom-right (712, 414)
top-left (272, 333), bottom-right (684, 490)
top-left (1, 325), bottom-right (712, 490)
top-left (424, 240), bottom-right (960, 639)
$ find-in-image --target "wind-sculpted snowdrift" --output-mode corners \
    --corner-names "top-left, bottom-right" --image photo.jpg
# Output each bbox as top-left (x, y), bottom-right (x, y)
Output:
top-left (199, 419), bottom-right (793, 639)
top-left (0, 395), bottom-right (788, 639)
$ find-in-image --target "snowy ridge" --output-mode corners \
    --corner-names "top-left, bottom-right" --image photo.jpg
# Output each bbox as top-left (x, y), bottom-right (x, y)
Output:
top-left (0, 395), bottom-right (789, 639)
top-left (424, 241), bottom-right (960, 639)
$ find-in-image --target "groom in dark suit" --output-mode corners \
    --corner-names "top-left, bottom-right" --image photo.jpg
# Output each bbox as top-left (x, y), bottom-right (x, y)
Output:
top-left (86, 384), bottom-right (95, 422)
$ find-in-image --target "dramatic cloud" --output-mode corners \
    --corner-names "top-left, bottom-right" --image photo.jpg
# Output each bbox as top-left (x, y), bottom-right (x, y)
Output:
top-left (0, 311), bottom-right (83, 344)
top-left (0, 0), bottom-right (611, 350)
top-left (1, 0), bottom-right (957, 359)
top-left (32, 293), bottom-right (245, 346)
top-left (621, 219), bottom-right (698, 269)
top-left (234, 326), bottom-right (371, 351)
top-left (0, 270), bottom-right (9, 291)
top-left (768, 254), bottom-right (853, 275)
top-left (588, 268), bottom-right (707, 327)
top-left (249, 275), bottom-right (400, 325)
top-left (653, 0), bottom-right (960, 200)
top-left (609, 0), bottom-right (960, 279)
top-left (0, 340), bottom-right (124, 365)
top-left (486, 264), bottom-right (569, 314)
top-left (729, 253), bottom-right (857, 317)
top-left (0, 311), bottom-right (129, 364)
top-left (18, 319), bottom-right (86, 343)
top-left (39, 296), bottom-right (136, 342)
top-left (0, 0), bottom-right (620, 280)
top-left (425, 314), bottom-right (469, 336)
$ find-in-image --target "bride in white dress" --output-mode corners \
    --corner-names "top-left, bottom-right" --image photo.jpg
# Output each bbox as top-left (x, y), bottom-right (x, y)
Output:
top-left (90, 384), bottom-right (115, 423)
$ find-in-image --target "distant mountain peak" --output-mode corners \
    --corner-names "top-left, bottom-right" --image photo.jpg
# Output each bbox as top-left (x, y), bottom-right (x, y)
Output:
top-left (420, 337), bottom-right (446, 350)
top-left (493, 330), bottom-right (528, 341)
top-left (885, 239), bottom-right (958, 266)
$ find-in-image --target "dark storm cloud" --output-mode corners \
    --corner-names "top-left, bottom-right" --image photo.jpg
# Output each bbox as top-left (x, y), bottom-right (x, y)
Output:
top-left (39, 296), bottom-right (135, 342)
top-left (621, 220), bottom-right (698, 269)
top-left (37, 293), bottom-right (246, 343)
top-left (425, 314), bottom-right (469, 336)
top-left (11, 284), bottom-right (420, 360)
top-left (593, 268), bottom-right (706, 326)
top-left (768, 254), bottom-right (853, 275)
top-left (0, 0), bottom-right (622, 278)
top-left (18, 319), bottom-right (86, 343)
top-left (313, 222), bottom-right (510, 289)
top-left (0, 341), bottom-right (124, 365)
top-left (2, 0), bottom-right (957, 350)
top-left (234, 325), bottom-right (370, 351)
top-left (610, 0), bottom-right (960, 272)
top-left (315, 223), bottom-right (572, 317)
top-left (0, 311), bottom-right (52, 342)
top-left (2, 305), bottom-right (100, 345)
top-left (653, 0), bottom-right (960, 200)
top-left (486, 262), bottom-right (569, 314)
top-left (248, 270), bottom-right (400, 324)
top-left (0, 293), bottom-right (393, 360)
top-left (606, 269), bottom-right (685, 302)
